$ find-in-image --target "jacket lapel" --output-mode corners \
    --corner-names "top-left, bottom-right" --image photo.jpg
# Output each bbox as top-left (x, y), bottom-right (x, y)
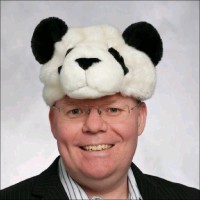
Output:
top-left (31, 156), bottom-right (161, 199)
top-left (131, 163), bottom-right (160, 199)
top-left (31, 156), bottom-right (69, 200)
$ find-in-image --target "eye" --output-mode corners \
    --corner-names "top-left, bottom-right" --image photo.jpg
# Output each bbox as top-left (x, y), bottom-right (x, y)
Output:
top-left (72, 109), bottom-right (81, 114)
top-left (65, 48), bottom-right (73, 57)
top-left (58, 66), bottom-right (62, 74)
top-left (107, 107), bottom-right (119, 113)
top-left (66, 108), bottom-right (82, 115)
top-left (105, 107), bottom-right (123, 116)
top-left (59, 104), bottom-right (86, 120)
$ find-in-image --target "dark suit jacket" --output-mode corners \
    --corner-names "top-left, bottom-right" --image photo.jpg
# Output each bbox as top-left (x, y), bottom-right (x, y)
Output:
top-left (1, 156), bottom-right (199, 199)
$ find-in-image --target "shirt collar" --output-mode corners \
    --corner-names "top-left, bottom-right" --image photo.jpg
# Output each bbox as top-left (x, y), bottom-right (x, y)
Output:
top-left (58, 158), bottom-right (143, 199)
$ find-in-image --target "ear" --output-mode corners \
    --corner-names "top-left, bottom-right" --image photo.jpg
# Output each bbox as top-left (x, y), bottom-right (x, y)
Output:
top-left (31, 17), bottom-right (68, 64)
top-left (137, 102), bottom-right (147, 136)
top-left (122, 22), bottom-right (163, 66)
top-left (49, 107), bottom-right (57, 139)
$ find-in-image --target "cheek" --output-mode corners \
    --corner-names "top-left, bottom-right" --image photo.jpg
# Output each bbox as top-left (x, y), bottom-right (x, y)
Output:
top-left (53, 119), bottom-right (81, 147)
top-left (113, 116), bottom-right (139, 150)
top-left (110, 119), bottom-right (139, 164)
top-left (112, 117), bottom-right (139, 141)
top-left (53, 121), bottom-right (84, 166)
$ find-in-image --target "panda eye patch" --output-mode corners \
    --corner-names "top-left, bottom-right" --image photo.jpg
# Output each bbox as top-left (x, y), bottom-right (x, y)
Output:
top-left (108, 47), bottom-right (129, 75)
top-left (65, 48), bottom-right (73, 57)
top-left (58, 66), bottom-right (62, 74)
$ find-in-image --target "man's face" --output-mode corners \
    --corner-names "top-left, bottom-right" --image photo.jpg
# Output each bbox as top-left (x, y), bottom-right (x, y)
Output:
top-left (49, 93), bottom-right (147, 188)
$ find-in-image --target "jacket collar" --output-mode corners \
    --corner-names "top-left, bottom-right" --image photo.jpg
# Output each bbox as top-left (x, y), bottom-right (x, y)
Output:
top-left (31, 156), bottom-right (160, 199)
top-left (131, 163), bottom-right (161, 199)
top-left (31, 156), bottom-right (68, 200)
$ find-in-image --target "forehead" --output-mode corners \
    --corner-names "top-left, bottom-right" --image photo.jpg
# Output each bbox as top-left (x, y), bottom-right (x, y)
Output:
top-left (57, 94), bottom-right (136, 105)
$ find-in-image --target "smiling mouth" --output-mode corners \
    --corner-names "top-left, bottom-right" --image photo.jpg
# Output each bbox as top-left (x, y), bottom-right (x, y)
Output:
top-left (81, 144), bottom-right (114, 151)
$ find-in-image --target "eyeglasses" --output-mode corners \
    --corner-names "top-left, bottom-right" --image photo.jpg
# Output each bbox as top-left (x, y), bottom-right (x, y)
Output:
top-left (52, 102), bottom-right (141, 124)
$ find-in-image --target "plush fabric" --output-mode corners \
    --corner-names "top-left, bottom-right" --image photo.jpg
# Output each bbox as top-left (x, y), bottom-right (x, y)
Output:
top-left (122, 22), bottom-right (163, 65)
top-left (31, 17), bottom-right (163, 106)
top-left (1, 156), bottom-right (199, 200)
top-left (31, 17), bottom-right (68, 64)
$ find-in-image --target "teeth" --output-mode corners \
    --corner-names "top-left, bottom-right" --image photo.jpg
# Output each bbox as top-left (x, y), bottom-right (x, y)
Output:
top-left (82, 144), bottom-right (113, 151)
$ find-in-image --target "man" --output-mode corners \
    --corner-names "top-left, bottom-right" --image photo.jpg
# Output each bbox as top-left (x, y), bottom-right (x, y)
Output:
top-left (1, 17), bottom-right (199, 199)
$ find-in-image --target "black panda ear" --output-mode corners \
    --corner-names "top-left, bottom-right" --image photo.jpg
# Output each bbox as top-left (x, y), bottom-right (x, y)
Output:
top-left (122, 22), bottom-right (163, 66)
top-left (31, 17), bottom-right (68, 64)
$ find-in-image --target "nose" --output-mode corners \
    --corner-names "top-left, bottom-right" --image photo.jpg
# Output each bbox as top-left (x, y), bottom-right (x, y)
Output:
top-left (82, 108), bottom-right (107, 134)
top-left (75, 58), bottom-right (101, 70)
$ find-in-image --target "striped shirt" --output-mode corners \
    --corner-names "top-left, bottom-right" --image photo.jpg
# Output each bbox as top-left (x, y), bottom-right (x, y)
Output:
top-left (58, 158), bottom-right (143, 200)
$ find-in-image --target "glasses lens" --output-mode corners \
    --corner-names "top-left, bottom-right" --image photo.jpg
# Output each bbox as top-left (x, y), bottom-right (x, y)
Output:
top-left (55, 103), bottom-right (139, 123)
top-left (59, 104), bottom-right (86, 120)
top-left (101, 105), bottom-right (129, 123)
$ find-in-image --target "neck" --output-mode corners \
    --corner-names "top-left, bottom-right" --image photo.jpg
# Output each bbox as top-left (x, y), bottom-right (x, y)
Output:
top-left (81, 175), bottom-right (129, 199)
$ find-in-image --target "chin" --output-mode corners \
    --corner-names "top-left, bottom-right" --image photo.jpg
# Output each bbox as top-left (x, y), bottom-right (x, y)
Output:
top-left (80, 162), bottom-right (115, 180)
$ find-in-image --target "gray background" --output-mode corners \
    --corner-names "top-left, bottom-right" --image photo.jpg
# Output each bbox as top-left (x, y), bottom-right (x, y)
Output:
top-left (1, 1), bottom-right (199, 189)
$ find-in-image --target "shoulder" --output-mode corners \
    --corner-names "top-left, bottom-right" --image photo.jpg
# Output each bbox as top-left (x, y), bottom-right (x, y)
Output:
top-left (131, 163), bottom-right (199, 199)
top-left (146, 174), bottom-right (199, 199)
top-left (1, 156), bottom-right (62, 200)
top-left (0, 175), bottom-right (38, 199)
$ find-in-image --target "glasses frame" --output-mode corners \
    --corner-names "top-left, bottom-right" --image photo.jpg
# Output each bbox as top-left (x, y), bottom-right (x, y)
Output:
top-left (52, 101), bottom-right (142, 123)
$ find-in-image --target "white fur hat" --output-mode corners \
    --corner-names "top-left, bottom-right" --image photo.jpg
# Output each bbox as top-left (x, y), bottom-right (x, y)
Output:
top-left (31, 17), bottom-right (163, 106)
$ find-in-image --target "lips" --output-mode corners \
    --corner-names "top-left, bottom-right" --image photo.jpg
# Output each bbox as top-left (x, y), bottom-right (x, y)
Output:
top-left (81, 144), bottom-right (114, 151)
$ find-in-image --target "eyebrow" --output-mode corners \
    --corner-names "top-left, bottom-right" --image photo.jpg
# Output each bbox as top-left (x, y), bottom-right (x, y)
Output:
top-left (60, 98), bottom-right (119, 106)
top-left (59, 95), bottom-right (141, 106)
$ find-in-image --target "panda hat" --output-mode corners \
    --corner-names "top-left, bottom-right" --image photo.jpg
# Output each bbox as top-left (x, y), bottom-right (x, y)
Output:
top-left (31, 17), bottom-right (163, 106)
